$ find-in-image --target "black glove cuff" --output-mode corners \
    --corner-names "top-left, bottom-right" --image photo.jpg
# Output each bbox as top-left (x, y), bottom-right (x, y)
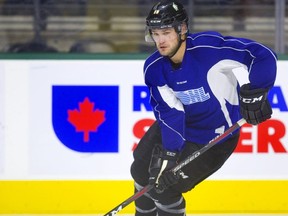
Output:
top-left (239, 83), bottom-right (272, 125)
top-left (240, 83), bottom-right (269, 106)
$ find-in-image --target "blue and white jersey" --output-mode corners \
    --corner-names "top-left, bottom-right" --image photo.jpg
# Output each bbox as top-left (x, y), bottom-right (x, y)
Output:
top-left (144, 31), bottom-right (277, 151)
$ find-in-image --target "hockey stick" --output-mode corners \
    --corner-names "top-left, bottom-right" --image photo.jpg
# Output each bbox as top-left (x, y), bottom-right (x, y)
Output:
top-left (171, 118), bottom-right (246, 173)
top-left (103, 118), bottom-right (246, 216)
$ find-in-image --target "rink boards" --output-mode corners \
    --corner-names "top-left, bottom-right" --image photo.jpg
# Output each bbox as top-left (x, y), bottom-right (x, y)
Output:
top-left (0, 58), bottom-right (287, 213)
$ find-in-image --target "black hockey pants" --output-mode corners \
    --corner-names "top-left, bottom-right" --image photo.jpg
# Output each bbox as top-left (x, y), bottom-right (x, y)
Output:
top-left (130, 121), bottom-right (240, 216)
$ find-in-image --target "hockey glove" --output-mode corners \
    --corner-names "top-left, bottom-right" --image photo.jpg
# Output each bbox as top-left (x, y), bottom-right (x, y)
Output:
top-left (239, 83), bottom-right (272, 125)
top-left (148, 145), bottom-right (181, 193)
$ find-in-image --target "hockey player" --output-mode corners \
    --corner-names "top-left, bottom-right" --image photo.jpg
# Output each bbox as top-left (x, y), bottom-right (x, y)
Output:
top-left (130, 0), bottom-right (277, 215)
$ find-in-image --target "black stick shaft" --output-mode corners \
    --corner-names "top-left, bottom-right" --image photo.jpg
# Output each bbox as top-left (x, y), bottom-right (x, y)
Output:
top-left (103, 184), bottom-right (154, 216)
top-left (172, 118), bottom-right (246, 173)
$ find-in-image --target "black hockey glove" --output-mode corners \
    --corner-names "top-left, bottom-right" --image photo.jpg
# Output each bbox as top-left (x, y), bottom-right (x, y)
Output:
top-left (148, 145), bottom-right (181, 193)
top-left (239, 83), bottom-right (272, 125)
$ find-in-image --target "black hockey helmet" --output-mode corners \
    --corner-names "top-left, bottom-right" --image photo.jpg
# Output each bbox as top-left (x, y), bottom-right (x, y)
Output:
top-left (145, 0), bottom-right (188, 42)
top-left (146, 0), bottom-right (188, 29)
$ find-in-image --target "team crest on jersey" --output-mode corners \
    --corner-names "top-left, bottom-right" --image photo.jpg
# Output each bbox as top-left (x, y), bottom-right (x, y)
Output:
top-left (52, 85), bottom-right (119, 152)
top-left (174, 87), bottom-right (210, 105)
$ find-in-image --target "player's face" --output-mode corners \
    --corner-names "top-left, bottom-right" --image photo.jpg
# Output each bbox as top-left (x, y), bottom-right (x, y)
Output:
top-left (151, 28), bottom-right (179, 56)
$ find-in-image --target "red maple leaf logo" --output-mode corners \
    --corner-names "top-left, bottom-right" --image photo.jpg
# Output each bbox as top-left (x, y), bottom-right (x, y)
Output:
top-left (67, 97), bottom-right (106, 142)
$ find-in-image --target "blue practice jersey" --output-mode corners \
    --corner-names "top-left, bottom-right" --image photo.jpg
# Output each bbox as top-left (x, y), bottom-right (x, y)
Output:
top-left (144, 31), bottom-right (277, 151)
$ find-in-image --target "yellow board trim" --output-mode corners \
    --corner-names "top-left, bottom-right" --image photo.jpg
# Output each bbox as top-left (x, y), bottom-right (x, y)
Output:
top-left (0, 180), bottom-right (287, 214)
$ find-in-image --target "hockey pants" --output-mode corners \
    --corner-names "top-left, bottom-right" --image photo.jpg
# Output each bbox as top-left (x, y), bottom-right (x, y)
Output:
top-left (130, 121), bottom-right (240, 216)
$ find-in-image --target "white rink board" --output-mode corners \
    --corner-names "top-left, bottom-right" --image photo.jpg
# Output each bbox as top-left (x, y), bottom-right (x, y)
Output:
top-left (0, 62), bottom-right (4, 175)
top-left (0, 59), bottom-right (287, 180)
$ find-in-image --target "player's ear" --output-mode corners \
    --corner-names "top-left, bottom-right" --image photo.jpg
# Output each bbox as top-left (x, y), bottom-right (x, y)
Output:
top-left (181, 23), bottom-right (188, 33)
top-left (180, 23), bottom-right (188, 39)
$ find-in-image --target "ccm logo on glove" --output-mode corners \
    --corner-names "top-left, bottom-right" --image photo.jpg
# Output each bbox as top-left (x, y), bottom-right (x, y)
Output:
top-left (240, 95), bottom-right (265, 103)
top-left (239, 83), bottom-right (272, 125)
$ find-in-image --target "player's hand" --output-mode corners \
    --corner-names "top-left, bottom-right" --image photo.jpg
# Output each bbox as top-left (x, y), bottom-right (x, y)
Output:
top-left (239, 83), bottom-right (272, 125)
top-left (148, 145), bottom-right (181, 193)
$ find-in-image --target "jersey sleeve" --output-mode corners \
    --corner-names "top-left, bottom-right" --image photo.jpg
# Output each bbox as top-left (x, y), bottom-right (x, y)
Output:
top-left (193, 31), bottom-right (278, 89)
top-left (226, 35), bottom-right (277, 89)
top-left (144, 58), bottom-right (186, 152)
